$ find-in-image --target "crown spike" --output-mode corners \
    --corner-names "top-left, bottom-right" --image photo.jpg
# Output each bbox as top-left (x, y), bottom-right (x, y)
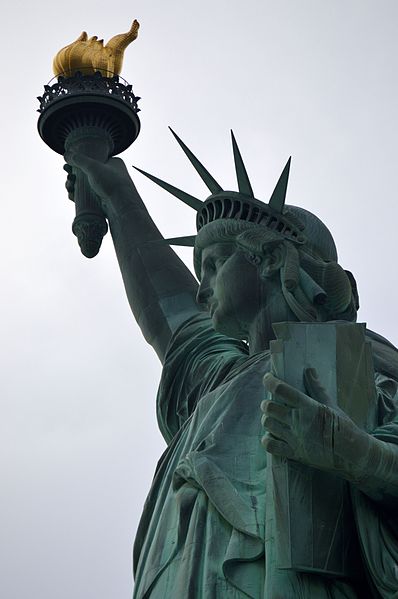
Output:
top-left (133, 166), bottom-right (203, 211)
top-left (231, 130), bottom-right (254, 197)
top-left (268, 157), bottom-right (291, 213)
top-left (168, 127), bottom-right (223, 194)
top-left (154, 235), bottom-right (197, 247)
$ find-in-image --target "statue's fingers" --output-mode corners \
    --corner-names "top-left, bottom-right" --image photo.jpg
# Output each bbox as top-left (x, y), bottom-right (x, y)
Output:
top-left (261, 400), bottom-right (292, 425)
top-left (262, 415), bottom-right (292, 442)
top-left (63, 163), bottom-right (73, 174)
top-left (65, 172), bottom-right (75, 184)
top-left (303, 368), bottom-right (331, 406)
top-left (263, 373), bottom-right (308, 408)
top-left (65, 177), bottom-right (75, 201)
top-left (261, 433), bottom-right (293, 458)
top-left (263, 372), bottom-right (279, 391)
top-left (65, 171), bottom-right (75, 187)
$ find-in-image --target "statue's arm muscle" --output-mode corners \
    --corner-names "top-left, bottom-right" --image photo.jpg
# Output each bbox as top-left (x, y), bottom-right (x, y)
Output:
top-left (108, 191), bottom-right (200, 362)
top-left (64, 154), bottom-right (200, 362)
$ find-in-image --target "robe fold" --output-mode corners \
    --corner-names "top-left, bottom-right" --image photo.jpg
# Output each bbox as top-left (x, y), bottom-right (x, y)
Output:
top-left (133, 314), bottom-right (398, 598)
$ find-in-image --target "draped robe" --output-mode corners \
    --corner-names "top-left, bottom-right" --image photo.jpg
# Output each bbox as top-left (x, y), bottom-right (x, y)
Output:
top-left (133, 314), bottom-right (398, 598)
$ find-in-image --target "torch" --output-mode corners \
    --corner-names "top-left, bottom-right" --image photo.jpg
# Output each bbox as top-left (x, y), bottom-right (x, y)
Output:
top-left (37, 21), bottom-right (141, 258)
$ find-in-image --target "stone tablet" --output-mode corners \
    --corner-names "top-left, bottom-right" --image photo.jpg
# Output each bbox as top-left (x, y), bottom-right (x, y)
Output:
top-left (267, 321), bottom-right (376, 577)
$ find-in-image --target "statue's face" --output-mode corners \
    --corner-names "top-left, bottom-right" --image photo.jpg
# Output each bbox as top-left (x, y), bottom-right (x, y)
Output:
top-left (197, 242), bottom-right (263, 338)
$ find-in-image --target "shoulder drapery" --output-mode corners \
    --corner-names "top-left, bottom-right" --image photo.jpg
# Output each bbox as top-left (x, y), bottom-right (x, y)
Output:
top-left (156, 312), bottom-right (249, 444)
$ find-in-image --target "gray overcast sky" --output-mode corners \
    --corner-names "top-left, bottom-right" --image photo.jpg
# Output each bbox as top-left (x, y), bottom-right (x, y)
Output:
top-left (2, 1), bottom-right (398, 597)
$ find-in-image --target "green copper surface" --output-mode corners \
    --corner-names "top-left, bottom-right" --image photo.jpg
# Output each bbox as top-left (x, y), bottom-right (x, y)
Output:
top-left (230, 130), bottom-right (254, 197)
top-left (62, 133), bottom-right (398, 598)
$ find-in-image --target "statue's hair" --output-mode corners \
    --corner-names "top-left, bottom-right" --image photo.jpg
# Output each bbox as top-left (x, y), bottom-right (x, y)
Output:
top-left (194, 210), bottom-right (358, 323)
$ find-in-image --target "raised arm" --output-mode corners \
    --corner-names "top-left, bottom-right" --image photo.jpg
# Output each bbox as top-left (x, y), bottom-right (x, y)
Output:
top-left (64, 151), bottom-right (200, 362)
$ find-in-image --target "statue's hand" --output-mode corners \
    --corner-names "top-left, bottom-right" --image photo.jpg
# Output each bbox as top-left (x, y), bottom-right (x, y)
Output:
top-left (64, 163), bottom-right (76, 201)
top-left (261, 369), bottom-right (374, 481)
top-left (63, 150), bottom-right (138, 218)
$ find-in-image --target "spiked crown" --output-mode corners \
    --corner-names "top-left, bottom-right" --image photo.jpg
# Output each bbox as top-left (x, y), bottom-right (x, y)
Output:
top-left (134, 129), bottom-right (339, 269)
top-left (133, 131), bottom-right (359, 321)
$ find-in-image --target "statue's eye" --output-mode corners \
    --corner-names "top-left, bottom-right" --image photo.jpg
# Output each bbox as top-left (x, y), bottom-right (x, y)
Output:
top-left (205, 260), bottom-right (216, 274)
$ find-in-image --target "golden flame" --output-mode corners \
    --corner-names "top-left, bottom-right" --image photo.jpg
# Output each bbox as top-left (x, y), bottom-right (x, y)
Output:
top-left (52, 20), bottom-right (139, 77)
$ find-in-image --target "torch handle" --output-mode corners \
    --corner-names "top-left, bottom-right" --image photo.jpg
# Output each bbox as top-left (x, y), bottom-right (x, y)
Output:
top-left (65, 127), bottom-right (113, 259)
top-left (71, 167), bottom-right (108, 259)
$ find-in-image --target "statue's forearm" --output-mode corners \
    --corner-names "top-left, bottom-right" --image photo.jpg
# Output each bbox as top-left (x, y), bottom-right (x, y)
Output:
top-left (348, 435), bottom-right (398, 507)
top-left (314, 406), bottom-right (398, 507)
top-left (107, 188), bottom-right (200, 362)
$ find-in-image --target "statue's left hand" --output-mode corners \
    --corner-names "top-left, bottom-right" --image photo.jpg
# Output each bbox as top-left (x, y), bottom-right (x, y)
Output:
top-left (261, 370), bottom-right (375, 481)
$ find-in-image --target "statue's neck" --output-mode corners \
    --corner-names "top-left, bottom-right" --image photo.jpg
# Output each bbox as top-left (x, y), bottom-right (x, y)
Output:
top-left (247, 296), bottom-right (298, 355)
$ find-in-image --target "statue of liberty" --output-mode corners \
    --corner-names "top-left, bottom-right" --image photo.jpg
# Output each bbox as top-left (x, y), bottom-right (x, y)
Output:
top-left (63, 128), bottom-right (398, 598)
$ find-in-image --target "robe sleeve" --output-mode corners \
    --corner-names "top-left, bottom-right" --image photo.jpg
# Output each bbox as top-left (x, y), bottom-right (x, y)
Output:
top-left (156, 312), bottom-right (248, 443)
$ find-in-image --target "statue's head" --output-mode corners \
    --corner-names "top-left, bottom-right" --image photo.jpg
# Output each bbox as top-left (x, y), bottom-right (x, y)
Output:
top-left (136, 130), bottom-right (358, 337)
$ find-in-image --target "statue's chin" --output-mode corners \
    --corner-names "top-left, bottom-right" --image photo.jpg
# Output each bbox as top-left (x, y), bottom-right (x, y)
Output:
top-left (212, 311), bottom-right (246, 340)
